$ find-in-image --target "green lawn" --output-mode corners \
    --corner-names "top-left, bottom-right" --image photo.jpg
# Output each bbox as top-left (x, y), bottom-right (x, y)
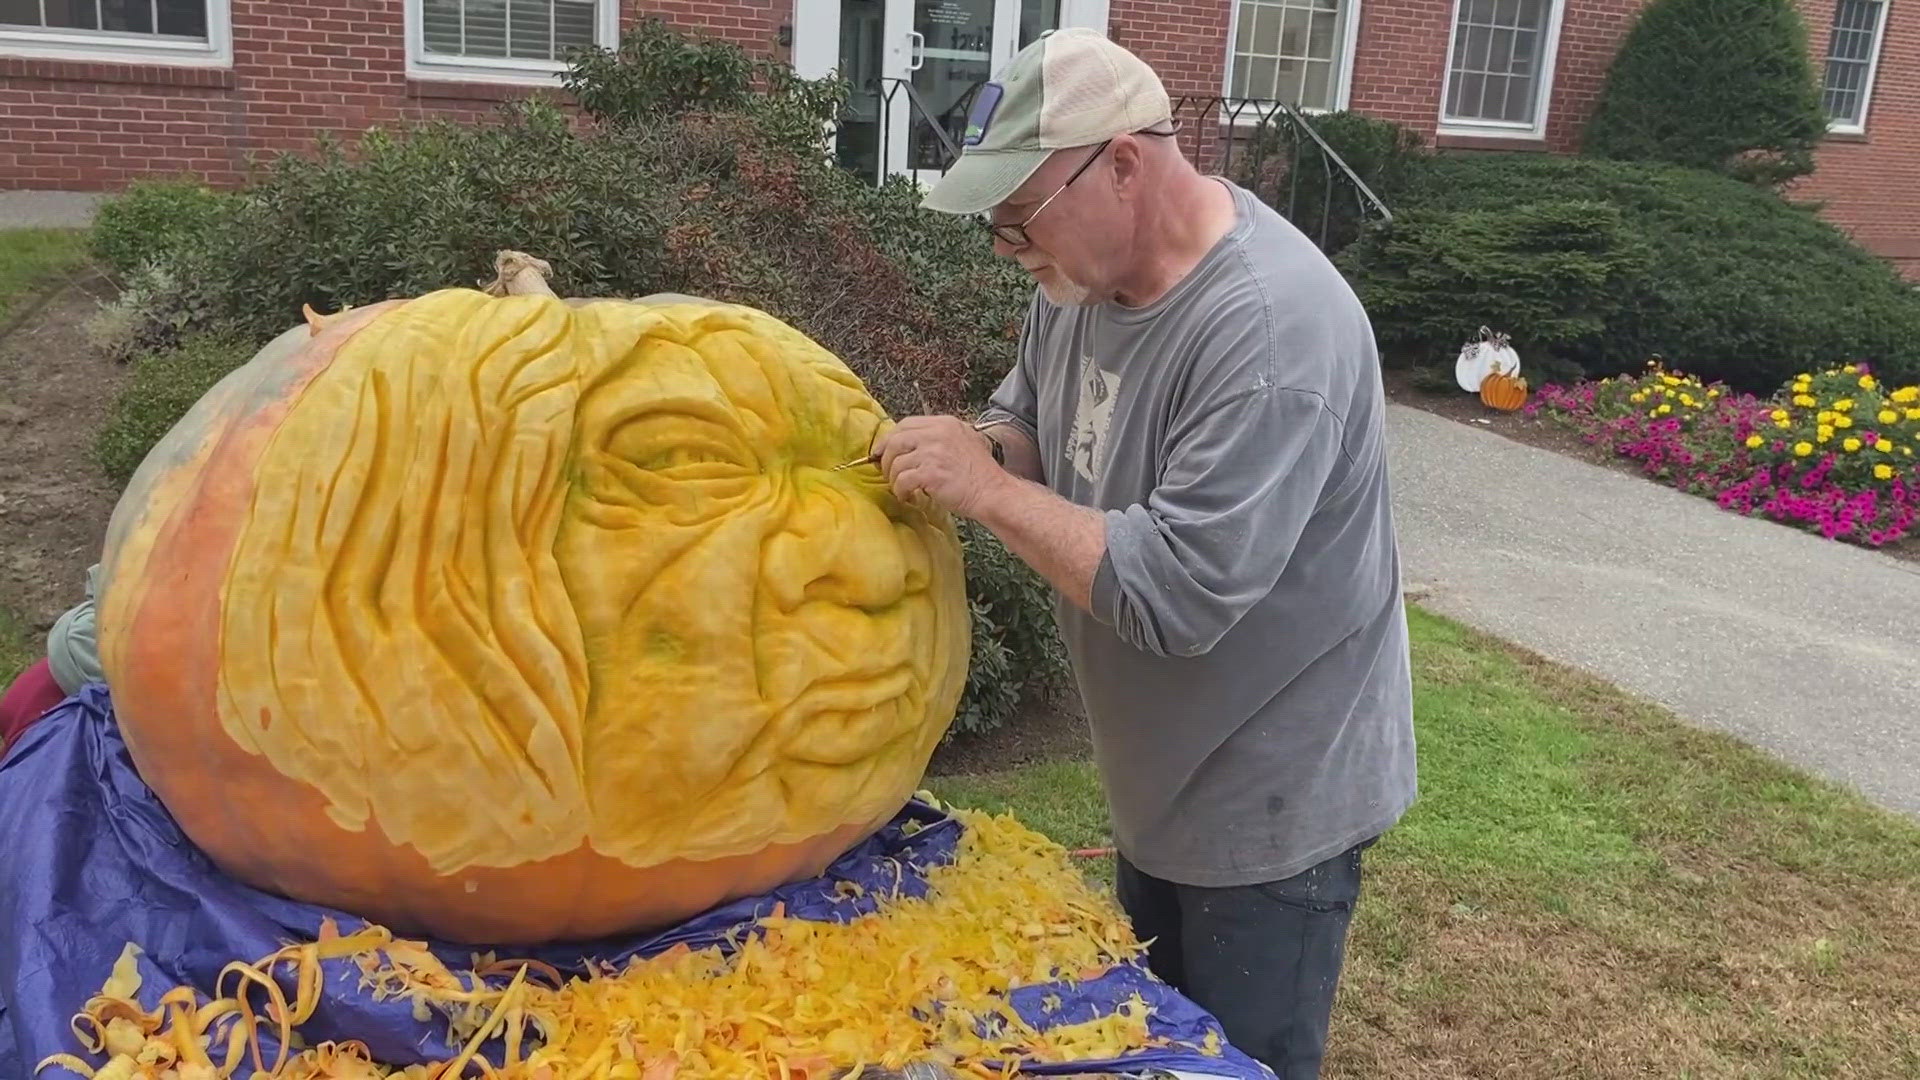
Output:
top-left (929, 605), bottom-right (1920, 1079)
top-left (0, 227), bottom-right (89, 325)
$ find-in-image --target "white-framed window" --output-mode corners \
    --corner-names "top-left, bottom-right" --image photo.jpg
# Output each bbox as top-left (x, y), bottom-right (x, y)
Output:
top-left (1225, 0), bottom-right (1362, 112)
top-left (1821, 0), bottom-right (1889, 133)
top-left (408, 0), bottom-right (618, 84)
top-left (0, 0), bottom-right (232, 66)
top-left (1438, 0), bottom-right (1566, 139)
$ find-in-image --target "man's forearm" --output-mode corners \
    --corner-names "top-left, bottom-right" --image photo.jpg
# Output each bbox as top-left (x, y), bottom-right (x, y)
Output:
top-left (972, 473), bottom-right (1107, 614)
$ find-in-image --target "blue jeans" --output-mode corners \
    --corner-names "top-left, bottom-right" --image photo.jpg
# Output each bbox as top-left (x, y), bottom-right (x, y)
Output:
top-left (1115, 838), bottom-right (1373, 1080)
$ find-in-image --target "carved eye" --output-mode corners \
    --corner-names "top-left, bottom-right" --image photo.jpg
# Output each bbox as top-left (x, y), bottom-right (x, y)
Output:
top-left (606, 415), bottom-right (755, 480)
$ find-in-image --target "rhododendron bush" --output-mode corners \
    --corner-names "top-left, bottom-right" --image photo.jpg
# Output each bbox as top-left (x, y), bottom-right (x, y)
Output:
top-left (1531, 361), bottom-right (1920, 547)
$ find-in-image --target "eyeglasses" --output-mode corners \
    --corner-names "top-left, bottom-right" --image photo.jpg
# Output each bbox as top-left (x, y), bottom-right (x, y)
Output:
top-left (983, 125), bottom-right (1182, 249)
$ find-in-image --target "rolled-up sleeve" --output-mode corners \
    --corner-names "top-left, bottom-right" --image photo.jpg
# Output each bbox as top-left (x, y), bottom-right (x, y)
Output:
top-left (1091, 385), bottom-right (1345, 658)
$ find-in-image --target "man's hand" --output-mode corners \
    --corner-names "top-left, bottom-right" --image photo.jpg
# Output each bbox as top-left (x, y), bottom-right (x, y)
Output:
top-left (871, 416), bottom-right (1010, 520)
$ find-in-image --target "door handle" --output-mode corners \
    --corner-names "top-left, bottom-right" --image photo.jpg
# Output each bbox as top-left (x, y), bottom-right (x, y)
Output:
top-left (908, 30), bottom-right (925, 71)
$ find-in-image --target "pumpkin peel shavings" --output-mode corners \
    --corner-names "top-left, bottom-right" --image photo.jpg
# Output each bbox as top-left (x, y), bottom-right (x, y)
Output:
top-left (40, 809), bottom-right (1224, 1080)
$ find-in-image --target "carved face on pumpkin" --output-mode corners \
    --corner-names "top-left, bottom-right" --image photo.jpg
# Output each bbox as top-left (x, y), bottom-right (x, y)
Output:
top-left (97, 287), bottom-right (969, 944)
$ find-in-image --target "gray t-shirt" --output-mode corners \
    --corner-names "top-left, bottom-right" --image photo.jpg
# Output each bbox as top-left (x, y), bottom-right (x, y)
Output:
top-left (981, 180), bottom-right (1417, 887)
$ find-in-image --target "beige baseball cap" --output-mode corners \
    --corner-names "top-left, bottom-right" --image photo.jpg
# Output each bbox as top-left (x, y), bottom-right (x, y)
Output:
top-left (920, 28), bottom-right (1173, 216)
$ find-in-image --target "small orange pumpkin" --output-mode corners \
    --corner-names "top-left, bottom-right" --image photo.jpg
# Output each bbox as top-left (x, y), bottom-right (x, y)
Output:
top-left (1480, 370), bottom-right (1529, 411)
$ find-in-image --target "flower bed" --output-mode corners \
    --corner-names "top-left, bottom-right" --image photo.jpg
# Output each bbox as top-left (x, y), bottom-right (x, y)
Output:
top-left (1529, 362), bottom-right (1920, 547)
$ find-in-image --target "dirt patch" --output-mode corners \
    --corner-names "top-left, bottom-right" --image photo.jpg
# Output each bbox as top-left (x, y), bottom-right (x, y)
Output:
top-left (1383, 369), bottom-right (1920, 565)
top-left (0, 270), bottom-right (127, 633)
top-left (927, 680), bottom-right (1092, 776)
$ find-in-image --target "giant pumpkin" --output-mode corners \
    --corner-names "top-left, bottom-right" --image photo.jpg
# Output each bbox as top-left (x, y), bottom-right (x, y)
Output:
top-left (96, 252), bottom-right (970, 945)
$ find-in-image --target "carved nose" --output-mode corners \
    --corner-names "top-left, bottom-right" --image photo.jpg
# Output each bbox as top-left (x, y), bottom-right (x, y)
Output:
top-left (761, 487), bottom-right (909, 613)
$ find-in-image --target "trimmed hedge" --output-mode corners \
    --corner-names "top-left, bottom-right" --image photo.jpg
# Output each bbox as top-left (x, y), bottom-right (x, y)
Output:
top-left (1340, 153), bottom-right (1920, 392)
top-left (1582, 0), bottom-right (1827, 186)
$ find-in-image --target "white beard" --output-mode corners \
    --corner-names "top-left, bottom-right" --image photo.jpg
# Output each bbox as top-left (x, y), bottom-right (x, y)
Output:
top-left (1039, 274), bottom-right (1095, 307)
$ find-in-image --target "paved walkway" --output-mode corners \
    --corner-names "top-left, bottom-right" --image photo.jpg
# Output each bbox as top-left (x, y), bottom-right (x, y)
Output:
top-left (1388, 404), bottom-right (1920, 818)
top-left (0, 190), bottom-right (101, 229)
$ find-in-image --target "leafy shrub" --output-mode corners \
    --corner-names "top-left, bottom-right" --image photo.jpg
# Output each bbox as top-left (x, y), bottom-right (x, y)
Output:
top-left (95, 330), bottom-right (257, 485)
top-left (1339, 199), bottom-right (1652, 367)
top-left (101, 23), bottom-right (1062, 736)
top-left (1339, 153), bottom-right (1920, 392)
top-left (1532, 361), bottom-right (1920, 546)
top-left (89, 178), bottom-right (233, 278)
top-left (1582, 0), bottom-right (1827, 185)
top-left (561, 17), bottom-right (847, 156)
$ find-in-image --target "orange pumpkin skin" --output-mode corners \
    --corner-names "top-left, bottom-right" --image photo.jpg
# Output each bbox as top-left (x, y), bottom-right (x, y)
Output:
top-left (1479, 371), bottom-right (1529, 412)
top-left (96, 287), bottom-right (969, 945)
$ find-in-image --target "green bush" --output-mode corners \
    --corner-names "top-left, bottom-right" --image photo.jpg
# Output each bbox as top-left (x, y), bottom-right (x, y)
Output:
top-left (95, 330), bottom-right (257, 485)
top-left (1582, 0), bottom-right (1827, 185)
top-left (101, 23), bottom-right (1063, 737)
top-left (1340, 200), bottom-right (1652, 367)
top-left (89, 177), bottom-right (233, 278)
top-left (1339, 153), bottom-right (1920, 392)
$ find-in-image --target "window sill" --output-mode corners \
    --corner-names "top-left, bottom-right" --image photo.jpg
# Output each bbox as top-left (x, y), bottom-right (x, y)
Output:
top-left (406, 77), bottom-right (570, 103)
top-left (1823, 128), bottom-right (1870, 144)
top-left (0, 53), bottom-right (235, 87)
top-left (1433, 132), bottom-right (1548, 152)
top-left (0, 29), bottom-right (230, 68)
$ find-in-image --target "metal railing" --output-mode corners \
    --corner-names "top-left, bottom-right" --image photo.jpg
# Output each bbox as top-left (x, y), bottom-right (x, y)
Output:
top-left (831, 79), bottom-right (1393, 254)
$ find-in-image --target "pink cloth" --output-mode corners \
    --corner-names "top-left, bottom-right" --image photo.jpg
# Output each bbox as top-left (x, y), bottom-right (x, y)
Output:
top-left (0, 658), bottom-right (64, 750)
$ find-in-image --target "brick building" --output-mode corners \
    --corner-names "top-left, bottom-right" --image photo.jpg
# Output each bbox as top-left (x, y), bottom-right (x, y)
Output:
top-left (1, 0), bottom-right (1913, 269)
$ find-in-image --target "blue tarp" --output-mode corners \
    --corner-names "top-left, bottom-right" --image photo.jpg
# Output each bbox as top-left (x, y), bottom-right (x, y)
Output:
top-left (1, 685), bottom-right (1271, 1079)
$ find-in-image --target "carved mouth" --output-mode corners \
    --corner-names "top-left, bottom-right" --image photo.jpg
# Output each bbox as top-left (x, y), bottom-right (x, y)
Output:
top-left (778, 663), bottom-right (919, 767)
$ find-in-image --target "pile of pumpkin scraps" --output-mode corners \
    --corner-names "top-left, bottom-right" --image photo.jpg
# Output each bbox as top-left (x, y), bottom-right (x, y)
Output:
top-left (42, 808), bottom-right (1216, 1079)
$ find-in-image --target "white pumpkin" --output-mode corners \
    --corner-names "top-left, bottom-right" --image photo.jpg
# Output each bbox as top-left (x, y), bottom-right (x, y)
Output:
top-left (1454, 327), bottom-right (1521, 392)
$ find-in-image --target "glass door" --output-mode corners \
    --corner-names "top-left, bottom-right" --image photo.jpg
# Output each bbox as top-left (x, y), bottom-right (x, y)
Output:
top-left (905, 0), bottom-right (1001, 183)
top-left (811, 0), bottom-right (1067, 186)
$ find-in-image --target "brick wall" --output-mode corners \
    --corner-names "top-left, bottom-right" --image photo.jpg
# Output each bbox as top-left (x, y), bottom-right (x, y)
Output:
top-left (1104, 0), bottom-right (1920, 276)
top-left (1789, 0), bottom-right (1920, 273)
top-left (0, 0), bottom-right (785, 190)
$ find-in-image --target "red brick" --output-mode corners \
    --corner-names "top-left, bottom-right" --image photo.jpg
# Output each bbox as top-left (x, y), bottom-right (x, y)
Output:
top-left (5, 0), bottom-right (1912, 275)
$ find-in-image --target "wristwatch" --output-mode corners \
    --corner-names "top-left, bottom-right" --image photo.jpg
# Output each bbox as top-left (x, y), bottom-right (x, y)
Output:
top-left (980, 427), bottom-right (1006, 466)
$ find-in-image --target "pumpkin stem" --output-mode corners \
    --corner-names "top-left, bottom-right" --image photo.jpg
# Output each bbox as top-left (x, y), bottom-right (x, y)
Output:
top-left (485, 250), bottom-right (557, 298)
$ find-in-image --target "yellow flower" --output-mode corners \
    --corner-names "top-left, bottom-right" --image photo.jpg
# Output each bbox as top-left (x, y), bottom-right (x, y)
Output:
top-left (1629, 391), bottom-right (1646, 404)
top-left (1818, 424), bottom-right (1835, 440)
top-left (1835, 414), bottom-right (1854, 429)
top-left (1794, 441), bottom-right (1814, 457)
top-left (1657, 403), bottom-right (1672, 415)
top-left (1859, 374), bottom-right (1878, 390)
top-left (1662, 374), bottom-right (1681, 386)
top-left (1877, 437), bottom-right (1893, 453)
top-left (1817, 410), bottom-right (1836, 424)
top-left (1770, 408), bottom-right (1789, 422)
top-left (1834, 398), bottom-right (1856, 412)
top-left (1680, 393), bottom-right (1697, 407)
top-left (1875, 463), bottom-right (1895, 481)
top-left (1880, 409), bottom-right (1900, 425)
top-left (1794, 394), bottom-right (1818, 407)
top-left (1708, 388), bottom-right (1721, 398)
top-left (1844, 437), bottom-right (1862, 452)
top-left (1908, 408), bottom-right (1920, 421)
top-left (1844, 364), bottom-right (1859, 374)
top-left (1892, 386), bottom-right (1919, 404)
top-left (1746, 434), bottom-right (1764, 449)
top-left (1775, 417), bottom-right (1792, 429)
